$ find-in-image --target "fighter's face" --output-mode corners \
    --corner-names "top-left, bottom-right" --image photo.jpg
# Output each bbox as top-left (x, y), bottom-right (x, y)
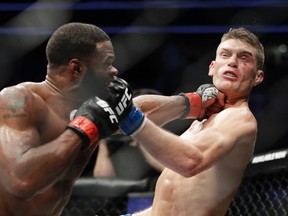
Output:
top-left (208, 39), bottom-right (263, 99)
top-left (81, 40), bottom-right (118, 99)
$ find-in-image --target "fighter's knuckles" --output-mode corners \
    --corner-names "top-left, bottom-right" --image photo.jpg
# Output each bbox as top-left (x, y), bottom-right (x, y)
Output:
top-left (202, 87), bottom-right (218, 102)
top-left (203, 97), bottom-right (216, 108)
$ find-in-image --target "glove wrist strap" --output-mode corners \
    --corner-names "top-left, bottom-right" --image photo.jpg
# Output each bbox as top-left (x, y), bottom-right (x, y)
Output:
top-left (67, 116), bottom-right (99, 147)
top-left (119, 105), bottom-right (145, 135)
top-left (179, 92), bottom-right (202, 119)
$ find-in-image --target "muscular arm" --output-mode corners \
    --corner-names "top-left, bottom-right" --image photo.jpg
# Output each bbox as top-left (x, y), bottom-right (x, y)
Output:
top-left (133, 107), bottom-right (257, 177)
top-left (138, 144), bottom-right (165, 172)
top-left (133, 94), bottom-right (186, 126)
top-left (0, 86), bottom-right (82, 199)
top-left (186, 108), bottom-right (257, 175)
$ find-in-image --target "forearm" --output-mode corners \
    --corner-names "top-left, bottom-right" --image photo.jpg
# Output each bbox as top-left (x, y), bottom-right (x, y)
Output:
top-left (139, 145), bottom-right (164, 172)
top-left (7, 130), bottom-right (83, 198)
top-left (133, 95), bottom-right (186, 126)
top-left (133, 120), bottom-right (203, 177)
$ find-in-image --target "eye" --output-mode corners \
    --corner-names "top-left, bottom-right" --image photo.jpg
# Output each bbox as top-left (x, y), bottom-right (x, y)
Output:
top-left (240, 55), bottom-right (249, 61)
top-left (104, 63), bottom-right (112, 68)
top-left (239, 52), bottom-right (252, 62)
top-left (220, 52), bottom-right (229, 58)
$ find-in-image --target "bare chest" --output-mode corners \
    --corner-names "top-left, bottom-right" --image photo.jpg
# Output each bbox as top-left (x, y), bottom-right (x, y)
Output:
top-left (180, 119), bottom-right (208, 139)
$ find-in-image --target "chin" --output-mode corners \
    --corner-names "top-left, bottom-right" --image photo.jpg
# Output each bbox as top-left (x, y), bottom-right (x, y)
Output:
top-left (214, 82), bottom-right (230, 94)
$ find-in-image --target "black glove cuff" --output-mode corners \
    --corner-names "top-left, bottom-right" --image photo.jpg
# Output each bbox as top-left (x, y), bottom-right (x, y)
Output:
top-left (66, 126), bottom-right (90, 149)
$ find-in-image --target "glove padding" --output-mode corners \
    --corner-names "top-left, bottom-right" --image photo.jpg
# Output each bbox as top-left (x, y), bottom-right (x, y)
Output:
top-left (107, 76), bottom-right (145, 136)
top-left (67, 97), bottom-right (118, 148)
top-left (180, 84), bottom-right (221, 120)
top-left (108, 76), bottom-right (133, 120)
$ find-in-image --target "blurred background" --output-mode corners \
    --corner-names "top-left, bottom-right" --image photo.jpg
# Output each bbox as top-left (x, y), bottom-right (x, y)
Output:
top-left (0, 0), bottom-right (288, 154)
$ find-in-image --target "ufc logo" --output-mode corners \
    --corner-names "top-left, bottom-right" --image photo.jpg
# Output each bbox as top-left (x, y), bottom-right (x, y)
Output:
top-left (97, 100), bottom-right (118, 123)
top-left (115, 88), bottom-right (132, 115)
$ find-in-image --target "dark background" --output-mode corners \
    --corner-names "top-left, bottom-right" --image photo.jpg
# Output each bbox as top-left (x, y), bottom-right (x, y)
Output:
top-left (0, 0), bottom-right (287, 154)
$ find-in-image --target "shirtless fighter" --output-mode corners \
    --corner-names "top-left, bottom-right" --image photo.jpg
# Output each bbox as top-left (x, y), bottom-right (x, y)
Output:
top-left (0, 22), bottom-right (119, 216)
top-left (108, 27), bottom-right (264, 216)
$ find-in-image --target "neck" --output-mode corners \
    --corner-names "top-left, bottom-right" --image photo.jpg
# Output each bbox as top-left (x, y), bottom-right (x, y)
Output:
top-left (44, 76), bottom-right (86, 109)
top-left (225, 97), bottom-right (248, 108)
top-left (44, 78), bottom-right (63, 96)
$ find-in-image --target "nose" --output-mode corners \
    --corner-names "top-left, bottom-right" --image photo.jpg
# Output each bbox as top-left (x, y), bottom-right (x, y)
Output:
top-left (110, 66), bottom-right (118, 76)
top-left (228, 54), bottom-right (237, 68)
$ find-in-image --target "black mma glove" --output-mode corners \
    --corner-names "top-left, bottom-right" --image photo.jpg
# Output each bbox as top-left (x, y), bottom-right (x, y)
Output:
top-left (67, 96), bottom-right (119, 148)
top-left (107, 76), bottom-right (145, 136)
top-left (179, 84), bottom-right (219, 120)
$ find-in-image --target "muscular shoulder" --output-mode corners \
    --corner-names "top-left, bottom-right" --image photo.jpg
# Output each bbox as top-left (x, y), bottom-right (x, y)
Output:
top-left (213, 107), bottom-right (258, 142)
top-left (0, 83), bottom-right (48, 126)
top-left (221, 107), bottom-right (256, 125)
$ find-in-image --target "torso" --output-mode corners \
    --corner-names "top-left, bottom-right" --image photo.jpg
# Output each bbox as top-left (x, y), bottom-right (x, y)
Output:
top-left (0, 181), bottom-right (74, 216)
top-left (0, 82), bottom-right (95, 216)
top-left (152, 109), bottom-right (255, 216)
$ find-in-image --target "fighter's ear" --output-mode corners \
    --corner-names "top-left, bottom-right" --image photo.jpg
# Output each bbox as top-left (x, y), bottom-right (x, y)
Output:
top-left (254, 69), bottom-right (264, 86)
top-left (69, 59), bottom-right (86, 77)
top-left (208, 61), bottom-right (215, 77)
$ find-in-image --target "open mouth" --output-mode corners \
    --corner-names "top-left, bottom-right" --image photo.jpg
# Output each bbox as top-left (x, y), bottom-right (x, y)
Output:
top-left (224, 71), bottom-right (238, 78)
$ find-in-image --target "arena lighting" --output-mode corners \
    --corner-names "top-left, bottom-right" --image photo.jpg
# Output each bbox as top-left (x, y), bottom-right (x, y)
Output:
top-left (1, 25), bottom-right (288, 35)
top-left (278, 44), bottom-right (287, 54)
top-left (0, 0), bottom-right (288, 11)
top-left (1, 0), bottom-right (79, 52)
top-left (0, 0), bottom-right (79, 88)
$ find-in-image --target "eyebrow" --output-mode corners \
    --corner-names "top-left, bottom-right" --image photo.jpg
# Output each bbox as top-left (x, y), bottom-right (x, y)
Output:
top-left (219, 48), bottom-right (253, 56)
top-left (239, 51), bottom-right (253, 56)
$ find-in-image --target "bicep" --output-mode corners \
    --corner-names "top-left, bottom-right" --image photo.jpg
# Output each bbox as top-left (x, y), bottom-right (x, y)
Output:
top-left (0, 122), bottom-right (41, 194)
top-left (0, 87), bottom-right (43, 162)
top-left (0, 125), bottom-right (40, 157)
top-left (190, 111), bottom-right (257, 173)
top-left (0, 108), bottom-right (41, 174)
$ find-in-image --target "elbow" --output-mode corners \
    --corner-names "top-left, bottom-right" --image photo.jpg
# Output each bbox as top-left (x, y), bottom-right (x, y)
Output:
top-left (178, 153), bottom-right (203, 178)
